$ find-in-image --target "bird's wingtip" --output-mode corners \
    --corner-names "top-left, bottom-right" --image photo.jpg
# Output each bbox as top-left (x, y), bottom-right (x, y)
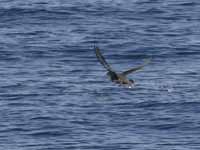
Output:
top-left (94, 46), bottom-right (99, 50)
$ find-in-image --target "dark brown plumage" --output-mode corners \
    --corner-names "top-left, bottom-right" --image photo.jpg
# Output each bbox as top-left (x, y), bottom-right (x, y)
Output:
top-left (95, 47), bottom-right (150, 87)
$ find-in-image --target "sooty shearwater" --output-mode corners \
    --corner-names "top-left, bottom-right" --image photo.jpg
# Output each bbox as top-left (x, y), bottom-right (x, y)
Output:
top-left (95, 47), bottom-right (150, 88)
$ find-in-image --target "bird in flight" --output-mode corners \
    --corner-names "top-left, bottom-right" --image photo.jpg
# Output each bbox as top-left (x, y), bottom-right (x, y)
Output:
top-left (95, 47), bottom-right (150, 88)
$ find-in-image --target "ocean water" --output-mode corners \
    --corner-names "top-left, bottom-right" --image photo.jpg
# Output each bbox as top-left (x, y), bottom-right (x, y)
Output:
top-left (0, 0), bottom-right (200, 149)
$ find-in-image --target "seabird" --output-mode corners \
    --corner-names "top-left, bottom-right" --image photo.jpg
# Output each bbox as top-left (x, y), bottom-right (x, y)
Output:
top-left (95, 47), bottom-right (150, 88)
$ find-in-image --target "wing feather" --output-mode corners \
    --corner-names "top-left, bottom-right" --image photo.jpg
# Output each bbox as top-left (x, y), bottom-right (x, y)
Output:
top-left (95, 47), bottom-right (113, 71)
top-left (122, 59), bottom-right (151, 76)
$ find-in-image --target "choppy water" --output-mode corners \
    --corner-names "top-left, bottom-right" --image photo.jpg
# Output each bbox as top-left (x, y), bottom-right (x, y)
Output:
top-left (0, 0), bottom-right (200, 150)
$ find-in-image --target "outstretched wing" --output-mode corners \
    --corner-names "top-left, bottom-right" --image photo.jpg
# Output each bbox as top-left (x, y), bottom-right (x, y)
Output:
top-left (122, 59), bottom-right (151, 76)
top-left (95, 47), bottom-right (114, 71)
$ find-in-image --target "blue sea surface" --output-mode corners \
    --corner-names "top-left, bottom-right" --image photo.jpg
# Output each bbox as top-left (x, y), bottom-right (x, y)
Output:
top-left (0, 0), bottom-right (200, 150)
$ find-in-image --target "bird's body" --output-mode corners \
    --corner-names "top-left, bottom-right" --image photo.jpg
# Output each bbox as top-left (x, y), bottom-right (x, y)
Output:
top-left (95, 47), bottom-right (150, 87)
top-left (107, 71), bottom-right (133, 85)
